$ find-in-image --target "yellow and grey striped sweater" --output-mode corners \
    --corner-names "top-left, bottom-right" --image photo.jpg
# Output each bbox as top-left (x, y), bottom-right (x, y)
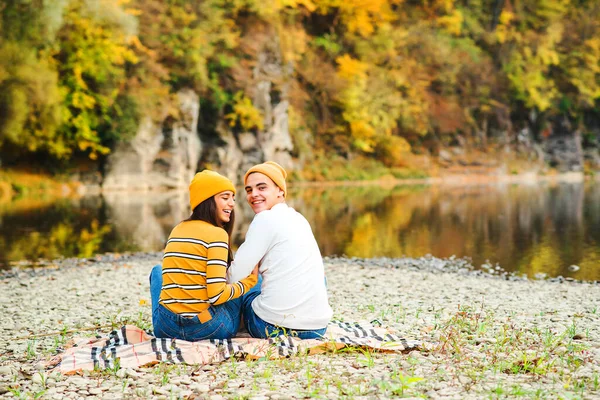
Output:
top-left (159, 220), bottom-right (257, 318)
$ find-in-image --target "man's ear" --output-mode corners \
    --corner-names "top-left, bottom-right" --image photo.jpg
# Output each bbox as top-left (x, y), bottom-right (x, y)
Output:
top-left (277, 188), bottom-right (285, 198)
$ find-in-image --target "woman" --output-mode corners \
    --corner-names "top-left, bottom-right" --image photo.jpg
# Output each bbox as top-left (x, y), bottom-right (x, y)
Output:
top-left (149, 170), bottom-right (258, 340)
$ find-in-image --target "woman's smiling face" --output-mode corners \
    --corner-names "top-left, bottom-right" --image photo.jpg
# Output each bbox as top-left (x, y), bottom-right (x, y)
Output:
top-left (214, 190), bottom-right (235, 224)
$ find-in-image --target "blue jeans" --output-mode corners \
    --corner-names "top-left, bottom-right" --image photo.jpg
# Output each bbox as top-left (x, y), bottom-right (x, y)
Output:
top-left (149, 264), bottom-right (241, 341)
top-left (241, 276), bottom-right (327, 339)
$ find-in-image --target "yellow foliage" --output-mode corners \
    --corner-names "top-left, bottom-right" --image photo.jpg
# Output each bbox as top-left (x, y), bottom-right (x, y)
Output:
top-left (375, 135), bottom-right (412, 167)
top-left (256, 0), bottom-right (317, 19)
top-left (71, 92), bottom-right (96, 109)
top-left (348, 8), bottom-right (376, 37)
top-left (279, 24), bottom-right (309, 62)
top-left (78, 140), bottom-right (110, 159)
top-left (495, 10), bottom-right (518, 44)
top-left (334, 52), bottom-right (377, 149)
top-left (336, 54), bottom-right (368, 81)
top-left (506, 25), bottom-right (565, 111)
top-left (119, 0), bottom-right (141, 16)
top-left (0, 66), bottom-right (8, 83)
top-left (537, 45), bottom-right (560, 66)
top-left (225, 92), bottom-right (265, 131)
top-left (437, 9), bottom-right (463, 36)
top-left (73, 65), bottom-right (88, 90)
top-left (333, 27), bottom-right (434, 151)
top-left (561, 37), bottom-right (600, 106)
top-left (499, 10), bottom-right (514, 26)
top-left (350, 120), bottom-right (376, 151)
top-left (315, 0), bottom-right (400, 37)
top-left (278, 0), bottom-right (317, 11)
top-left (495, 25), bottom-right (508, 44)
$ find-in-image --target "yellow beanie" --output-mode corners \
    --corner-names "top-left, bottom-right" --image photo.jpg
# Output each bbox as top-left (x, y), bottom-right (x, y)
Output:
top-left (189, 170), bottom-right (236, 211)
top-left (244, 161), bottom-right (287, 197)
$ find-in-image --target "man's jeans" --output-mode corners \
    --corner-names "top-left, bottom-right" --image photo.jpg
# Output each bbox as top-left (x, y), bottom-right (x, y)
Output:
top-left (149, 264), bottom-right (241, 341)
top-left (241, 276), bottom-right (327, 339)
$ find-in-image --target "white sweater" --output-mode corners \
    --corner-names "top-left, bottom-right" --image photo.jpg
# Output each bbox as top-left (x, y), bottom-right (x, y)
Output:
top-left (228, 203), bottom-right (333, 329)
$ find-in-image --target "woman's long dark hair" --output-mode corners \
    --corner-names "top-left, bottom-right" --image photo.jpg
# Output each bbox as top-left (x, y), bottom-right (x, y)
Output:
top-left (185, 196), bottom-right (235, 265)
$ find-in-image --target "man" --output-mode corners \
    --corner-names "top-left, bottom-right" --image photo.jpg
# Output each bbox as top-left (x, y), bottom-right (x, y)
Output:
top-left (227, 161), bottom-right (333, 339)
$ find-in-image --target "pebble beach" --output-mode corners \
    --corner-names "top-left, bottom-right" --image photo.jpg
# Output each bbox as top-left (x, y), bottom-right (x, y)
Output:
top-left (1, 253), bottom-right (599, 399)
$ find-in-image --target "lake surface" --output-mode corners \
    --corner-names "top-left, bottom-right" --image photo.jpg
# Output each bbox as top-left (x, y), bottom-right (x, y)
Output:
top-left (1, 181), bottom-right (599, 280)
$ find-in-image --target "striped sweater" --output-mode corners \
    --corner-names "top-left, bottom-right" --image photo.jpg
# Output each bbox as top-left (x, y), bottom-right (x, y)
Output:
top-left (159, 220), bottom-right (257, 318)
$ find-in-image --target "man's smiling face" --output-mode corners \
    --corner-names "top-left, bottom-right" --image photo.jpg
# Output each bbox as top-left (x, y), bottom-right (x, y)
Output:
top-left (245, 172), bottom-right (285, 214)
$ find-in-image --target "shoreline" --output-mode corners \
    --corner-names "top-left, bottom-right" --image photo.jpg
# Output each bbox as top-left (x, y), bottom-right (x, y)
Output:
top-left (91, 171), bottom-right (600, 193)
top-left (289, 170), bottom-right (598, 189)
top-left (4, 252), bottom-right (598, 284)
top-left (1, 170), bottom-right (598, 201)
top-left (1, 253), bottom-right (598, 398)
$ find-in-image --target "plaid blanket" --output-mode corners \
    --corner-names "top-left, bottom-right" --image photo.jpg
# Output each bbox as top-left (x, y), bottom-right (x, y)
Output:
top-left (48, 320), bottom-right (421, 374)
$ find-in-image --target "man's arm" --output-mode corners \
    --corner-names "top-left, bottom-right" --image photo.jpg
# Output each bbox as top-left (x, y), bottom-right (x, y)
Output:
top-left (227, 213), bottom-right (274, 282)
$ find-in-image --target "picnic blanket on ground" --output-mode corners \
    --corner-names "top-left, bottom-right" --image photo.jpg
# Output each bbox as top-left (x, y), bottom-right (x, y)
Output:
top-left (48, 320), bottom-right (421, 374)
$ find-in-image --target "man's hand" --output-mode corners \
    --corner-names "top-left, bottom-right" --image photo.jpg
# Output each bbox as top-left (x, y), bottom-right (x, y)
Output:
top-left (251, 264), bottom-right (259, 276)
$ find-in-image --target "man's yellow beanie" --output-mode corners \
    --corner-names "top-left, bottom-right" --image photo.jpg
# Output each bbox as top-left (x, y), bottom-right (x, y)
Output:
top-left (189, 170), bottom-right (236, 211)
top-left (244, 161), bottom-right (287, 197)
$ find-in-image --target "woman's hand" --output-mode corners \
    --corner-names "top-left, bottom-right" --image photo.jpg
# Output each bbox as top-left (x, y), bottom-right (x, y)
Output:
top-left (251, 264), bottom-right (259, 277)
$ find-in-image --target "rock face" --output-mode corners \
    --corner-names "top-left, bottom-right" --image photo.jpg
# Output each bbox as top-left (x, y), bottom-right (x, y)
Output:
top-left (102, 90), bottom-right (201, 191)
top-left (582, 127), bottom-right (600, 169)
top-left (102, 32), bottom-right (296, 190)
top-left (543, 117), bottom-right (584, 172)
top-left (199, 32), bottom-right (295, 184)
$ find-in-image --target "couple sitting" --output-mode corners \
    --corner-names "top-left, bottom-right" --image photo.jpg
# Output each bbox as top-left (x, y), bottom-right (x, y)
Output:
top-left (149, 161), bottom-right (333, 341)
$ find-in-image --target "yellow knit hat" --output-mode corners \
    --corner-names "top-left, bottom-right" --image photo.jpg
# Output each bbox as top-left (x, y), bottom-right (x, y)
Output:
top-left (189, 170), bottom-right (236, 211)
top-left (244, 161), bottom-right (287, 197)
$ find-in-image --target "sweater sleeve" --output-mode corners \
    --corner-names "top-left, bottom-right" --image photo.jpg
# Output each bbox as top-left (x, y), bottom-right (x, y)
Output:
top-left (205, 229), bottom-right (258, 305)
top-left (227, 212), bottom-right (276, 283)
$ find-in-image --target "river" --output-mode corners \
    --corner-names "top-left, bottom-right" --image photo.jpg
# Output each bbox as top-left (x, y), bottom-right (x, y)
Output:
top-left (1, 181), bottom-right (598, 280)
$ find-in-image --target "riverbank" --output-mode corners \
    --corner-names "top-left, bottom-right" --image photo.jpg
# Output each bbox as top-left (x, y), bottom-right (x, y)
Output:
top-left (290, 169), bottom-right (599, 188)
top-left (1, 167), bottom-right (598, 203)
top-left (1, 254), bottom-right (598, 399)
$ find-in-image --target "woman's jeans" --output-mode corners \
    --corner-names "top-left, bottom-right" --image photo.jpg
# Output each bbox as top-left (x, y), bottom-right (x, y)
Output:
top-left (149, 264), bottom-right (241, 341)
top-left (241, 277), bottom-right (327, 340)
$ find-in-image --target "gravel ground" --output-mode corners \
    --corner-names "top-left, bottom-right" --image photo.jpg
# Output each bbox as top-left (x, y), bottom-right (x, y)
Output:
top-left (1, 253), bottom-right (599, 399)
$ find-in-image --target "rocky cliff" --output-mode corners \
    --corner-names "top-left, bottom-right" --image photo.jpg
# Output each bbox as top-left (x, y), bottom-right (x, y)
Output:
top-left (102, 90), bottom-right (202, 191)
top-left (197, 31), bottom-right (294, 184)
top-left (102, 31), bottom-right (294, 191)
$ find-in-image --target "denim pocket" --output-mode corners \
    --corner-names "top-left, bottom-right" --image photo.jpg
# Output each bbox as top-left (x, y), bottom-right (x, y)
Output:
top-left (185, 306), bottom-right (239, 340)
top-left (154, 323), bottom-right (180, 339)
top-left (184, 320), bottom-right (227, 341)
top-left (153, 311), bottom-right (182, 339)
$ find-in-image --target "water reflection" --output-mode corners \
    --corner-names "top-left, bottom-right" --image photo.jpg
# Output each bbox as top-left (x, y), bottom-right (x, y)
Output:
top-left (296, 182), bottom-right (599, 281)
top-left (0, 182), bottom-right (598, 280)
